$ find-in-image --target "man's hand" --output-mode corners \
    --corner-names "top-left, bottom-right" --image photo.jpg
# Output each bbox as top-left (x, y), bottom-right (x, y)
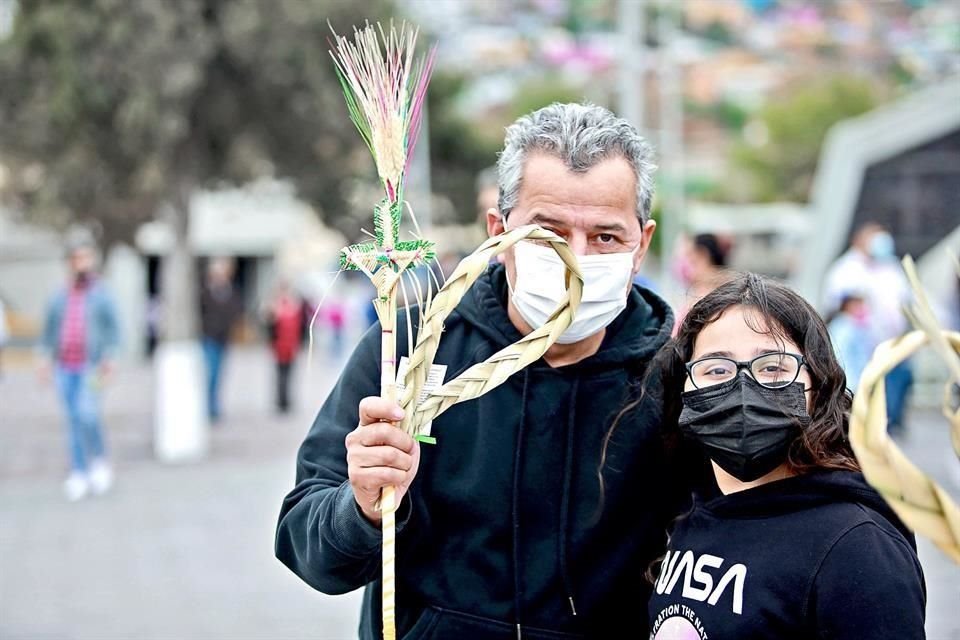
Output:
top-left (346, 396), bottom-right (421, 526)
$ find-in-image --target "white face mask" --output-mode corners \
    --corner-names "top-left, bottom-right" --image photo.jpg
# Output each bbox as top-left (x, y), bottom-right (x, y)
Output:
top-left (509, 240), bottom-right (637, 344)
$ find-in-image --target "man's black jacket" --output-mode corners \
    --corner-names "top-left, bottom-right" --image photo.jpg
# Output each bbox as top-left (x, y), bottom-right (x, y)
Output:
top-left (276, 264), bottom-right (689, 639)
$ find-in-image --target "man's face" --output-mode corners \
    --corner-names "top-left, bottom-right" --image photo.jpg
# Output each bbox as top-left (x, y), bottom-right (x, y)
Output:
top-left (68, 247), bottom-right (96, 277)
top-left (485, 152), bottom-right (656, 290)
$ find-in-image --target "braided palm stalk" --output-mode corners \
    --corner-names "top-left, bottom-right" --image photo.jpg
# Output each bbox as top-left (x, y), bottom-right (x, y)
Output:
top-left (397, 224), bottom-right (583, 436)
top-left (849, 331), bottom-right (960, 563)
top-left (899, 255), bottom-right (960, 457)
top-left (848, 255), bottom-right (960, 564)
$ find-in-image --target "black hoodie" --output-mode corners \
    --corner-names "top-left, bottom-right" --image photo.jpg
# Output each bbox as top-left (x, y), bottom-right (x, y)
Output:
top-left (647, 470), bottom-right (926, 639)
top-left (276, 264), bottom-right (689, 639)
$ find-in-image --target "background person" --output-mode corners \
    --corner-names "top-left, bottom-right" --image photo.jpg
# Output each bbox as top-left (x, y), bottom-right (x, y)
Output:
top-left (40, 234), bottom-right (119, 501)
top-left (672, 232), bottom-right (732, 333)
top-left (826, 291), bottom-right (874, 391)
top-left (263, 279), bottom-right (306, 414)
top-left (823, 223), bottom-right (913, 433)
top-left (199, 257), bottom-right (243, 423)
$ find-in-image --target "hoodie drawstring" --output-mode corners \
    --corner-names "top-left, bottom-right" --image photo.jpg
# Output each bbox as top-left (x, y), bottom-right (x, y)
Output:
top-left (559, 377), bottom-right (580, 618)
top-left (512, 369), bottom-right (529, 638)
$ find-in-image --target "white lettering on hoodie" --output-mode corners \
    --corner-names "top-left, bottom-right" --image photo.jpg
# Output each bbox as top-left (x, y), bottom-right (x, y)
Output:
top-left (654, 549), bottom-right (747, 615)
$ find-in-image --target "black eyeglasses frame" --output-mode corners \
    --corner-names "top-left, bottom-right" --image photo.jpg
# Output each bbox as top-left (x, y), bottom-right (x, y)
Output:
top-left (684, 352), bottom-right (807, 390)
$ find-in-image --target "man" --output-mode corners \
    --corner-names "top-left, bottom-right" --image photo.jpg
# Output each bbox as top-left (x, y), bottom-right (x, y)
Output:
top-left (823, 222), bottom-right (912, 431)
top-left (199, 257), bottom-right (243, 422)
top-left (41, 235), bottom-right (119, 501)
top-left (276, 104), bottom-right (688, 638)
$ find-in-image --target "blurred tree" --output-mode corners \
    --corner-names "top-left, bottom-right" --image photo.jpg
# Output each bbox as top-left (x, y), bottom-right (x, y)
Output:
top-left (427, 71), bottom-right (500, 225)
top-left (729, 76), bottom-right (879, 203)
top-left (701, 21), bottom-right (735, 46)
top-left (0, 0), bottom-right (389, 341)
top-left (507, 75), bottom-right (584, 123)
top-left (685, 98), bottom-right (749, 131)
top-left (426, 72), bottom-right (583, 226)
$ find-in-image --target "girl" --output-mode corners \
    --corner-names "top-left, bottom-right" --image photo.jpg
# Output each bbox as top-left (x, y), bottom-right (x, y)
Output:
top-left (636, 273), bottom-right (925, 639)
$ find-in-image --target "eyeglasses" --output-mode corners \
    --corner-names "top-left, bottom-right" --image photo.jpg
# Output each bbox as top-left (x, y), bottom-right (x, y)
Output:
top-left (685, 352), bottom-right (806, 390)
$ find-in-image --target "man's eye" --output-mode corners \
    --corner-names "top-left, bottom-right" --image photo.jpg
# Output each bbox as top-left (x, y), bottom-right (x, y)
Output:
top-left (598, 233), bottom-right (615, 243)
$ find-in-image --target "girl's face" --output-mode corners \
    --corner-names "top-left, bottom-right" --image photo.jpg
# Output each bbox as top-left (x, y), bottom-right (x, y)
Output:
top-left (685, 305), bottom-right (813, 413)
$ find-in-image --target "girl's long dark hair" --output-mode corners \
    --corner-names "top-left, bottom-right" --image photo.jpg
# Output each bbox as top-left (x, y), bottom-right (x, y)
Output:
top-left (602, 273), bottom-right (858, 503)
top-left (603, 273), bottom-right (858, 583)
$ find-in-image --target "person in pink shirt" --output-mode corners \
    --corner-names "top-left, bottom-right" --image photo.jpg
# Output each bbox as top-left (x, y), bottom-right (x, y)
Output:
top-left (41, 236), bottom-right (119, 501)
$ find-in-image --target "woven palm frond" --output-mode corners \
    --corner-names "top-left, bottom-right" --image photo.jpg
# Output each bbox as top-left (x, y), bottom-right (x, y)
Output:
top-left (848, 256), bottom-right (960, 564)
top-left (397, 225), bottom-right (584, 436)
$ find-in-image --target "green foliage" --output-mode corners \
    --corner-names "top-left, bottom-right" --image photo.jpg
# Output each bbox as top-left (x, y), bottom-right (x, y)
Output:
top-left (648, 200), bottom-right (662, 258)
top-left (685, 98), bottom-right (750, 131)
top-left (427, 72), bottom-right (587, 225)
top-left (888, 58), bottom-right (916, 87)
top-left (730, 76), bottom-right (879, 202)
top-left (507, 76), bottom-right (585, 123)
top-left (427, 71), bottom-right (501, 224)
top-left (702, 21), bottom-right (734, 46)
top-left (0, 0), bottom-right (392, 245)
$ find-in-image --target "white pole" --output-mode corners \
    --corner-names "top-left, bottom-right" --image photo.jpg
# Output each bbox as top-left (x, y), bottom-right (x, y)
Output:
top-left (657, 0), bottom-right (685, 302)
top-left (617, 0), bottom-right (645, 130)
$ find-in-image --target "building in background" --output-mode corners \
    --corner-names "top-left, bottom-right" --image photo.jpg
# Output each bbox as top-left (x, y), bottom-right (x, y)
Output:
top-left (797, 77), bottom-right (960, 404)
top-left (0, 179), bottom-right (346, 360)
top-left (797, 77), bottom-right (960, 312)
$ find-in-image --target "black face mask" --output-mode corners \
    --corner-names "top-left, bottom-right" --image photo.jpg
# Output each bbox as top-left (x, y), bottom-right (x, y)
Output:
top-left (678, 372), bottom-right (811, 482)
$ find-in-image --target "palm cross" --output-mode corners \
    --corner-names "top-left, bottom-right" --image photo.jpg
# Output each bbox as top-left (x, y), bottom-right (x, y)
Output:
top-left (340, 198), bottom-right (435, 307)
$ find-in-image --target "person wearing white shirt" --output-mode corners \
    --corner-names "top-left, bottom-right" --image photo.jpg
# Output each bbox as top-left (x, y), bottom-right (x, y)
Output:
top-left (823, 223), bottom-right (913, 433)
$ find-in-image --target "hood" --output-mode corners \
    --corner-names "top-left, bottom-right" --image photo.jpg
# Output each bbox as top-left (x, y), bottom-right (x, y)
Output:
top-left (698, 469), bottom-right (916, 546)
top-left (453, 263), bottom-right (674, 373)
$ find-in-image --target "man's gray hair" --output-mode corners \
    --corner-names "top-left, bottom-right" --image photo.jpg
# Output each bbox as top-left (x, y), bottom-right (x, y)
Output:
top-left (497, 103), bottom-right (656, 223)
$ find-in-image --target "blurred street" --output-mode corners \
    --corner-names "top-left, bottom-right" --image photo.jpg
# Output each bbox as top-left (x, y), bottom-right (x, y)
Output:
top-left (1, 346), bottom-right (959, 640)
top-left (0, 347), bottom-right (363, 640)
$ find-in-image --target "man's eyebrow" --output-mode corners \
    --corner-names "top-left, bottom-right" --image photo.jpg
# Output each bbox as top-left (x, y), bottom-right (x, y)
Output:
top-left (529, 214), bottom-right (628, 234)
top-left (592, 221), bottom-right (628, 233)
top-left (530, 213), bottom-right (568, 227)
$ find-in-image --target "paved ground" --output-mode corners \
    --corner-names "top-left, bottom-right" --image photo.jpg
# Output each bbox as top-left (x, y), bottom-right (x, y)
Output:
top-left (1, 346), bottom-right (364, 640)
top-left (1, 345), bottom-right (958, 639)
